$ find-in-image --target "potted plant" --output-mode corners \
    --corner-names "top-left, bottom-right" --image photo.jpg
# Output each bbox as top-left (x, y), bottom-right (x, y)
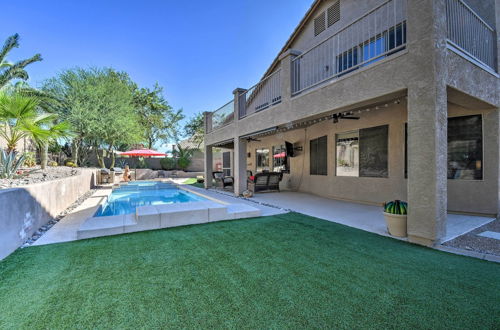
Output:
top-left (383, 200), bottom-right (408, 237)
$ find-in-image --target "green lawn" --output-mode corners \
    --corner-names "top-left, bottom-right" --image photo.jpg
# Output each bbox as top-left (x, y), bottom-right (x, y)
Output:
top-left (183, 177), bottom-right (205, 188)
top-left (1, 213), bottom-right (499, 329)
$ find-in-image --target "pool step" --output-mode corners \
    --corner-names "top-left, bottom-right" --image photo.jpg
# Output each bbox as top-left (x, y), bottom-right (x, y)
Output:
top-left (77, 201), bottom-right (261, 240)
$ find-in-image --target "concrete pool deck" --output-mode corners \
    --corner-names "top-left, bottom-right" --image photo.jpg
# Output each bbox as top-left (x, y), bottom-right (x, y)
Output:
top-left (33, 179), bottom-right (496, 263)
top-left (33, 183), bottom-right (285, 246)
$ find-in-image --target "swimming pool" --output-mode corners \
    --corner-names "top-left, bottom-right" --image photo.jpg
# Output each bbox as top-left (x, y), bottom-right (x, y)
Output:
top-left (95, 181), bottom-right (208, 217)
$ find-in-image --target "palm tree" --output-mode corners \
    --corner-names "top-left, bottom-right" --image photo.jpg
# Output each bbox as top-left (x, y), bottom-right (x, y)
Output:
top-left (173, 144), bottom-right (194, 171)
top-left (3, 82), bottom-right (69, 168)
top-left (0, 34), bottom-right (42, 90)
top-left (0, 93), bottom-right (71, 168)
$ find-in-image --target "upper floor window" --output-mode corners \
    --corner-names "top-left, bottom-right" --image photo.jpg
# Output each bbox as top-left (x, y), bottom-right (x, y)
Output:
top-left (338, 21), bottom-right (407, 75)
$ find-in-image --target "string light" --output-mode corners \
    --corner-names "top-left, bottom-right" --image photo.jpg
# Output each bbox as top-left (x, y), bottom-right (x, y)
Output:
top-left (239, 97), bottom-right (404, 139)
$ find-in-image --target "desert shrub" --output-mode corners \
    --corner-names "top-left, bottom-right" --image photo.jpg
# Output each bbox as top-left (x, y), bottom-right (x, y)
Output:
top-left (160, 157), bottom-right (175, 170)
top-left (65, 161), bottom-right (77, 168)
top-left (23, 151), bottom-right (36, 167)
top-left (0, 151), bottom-right (26, 179)
top-left (116, 158), bottom-right (128, 168)
top-left (48, 161), bottom-right (58, 167)
top-left (48, 141), bottom-right (62, 154)
top-left (136, 157), bottom-right (148, 169)
top-left (177, 157), bottom-right (191, 171)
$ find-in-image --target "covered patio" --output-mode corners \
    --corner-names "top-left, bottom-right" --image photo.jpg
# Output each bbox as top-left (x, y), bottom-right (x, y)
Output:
top-left (247, 191), bottom-right (495, 244)
top-left (197, 186), bottom-right (495, 246)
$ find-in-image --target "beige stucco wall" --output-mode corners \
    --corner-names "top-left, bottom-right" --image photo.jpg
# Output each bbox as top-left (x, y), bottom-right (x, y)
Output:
top-left (447, 104), bottom-right (499, 215)
top-left (246, 101), bottom-right (407, 205)
top-left (244, 101), bottom-right (499, 216)
top-left (0, 168), bottom-right (98, 260)
top-left (290, 0), bottom-right (388, 54)
top-left (205, 0), bottom-right (499, 244)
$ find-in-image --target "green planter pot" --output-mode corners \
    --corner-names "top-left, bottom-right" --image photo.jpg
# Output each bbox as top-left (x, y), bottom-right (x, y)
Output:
top-left (383, 212), bottom-right (407, 237)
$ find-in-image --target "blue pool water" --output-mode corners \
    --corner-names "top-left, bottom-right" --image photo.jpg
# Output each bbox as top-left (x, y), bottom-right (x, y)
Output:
top-left (95, 181), bottom-right (207, 217)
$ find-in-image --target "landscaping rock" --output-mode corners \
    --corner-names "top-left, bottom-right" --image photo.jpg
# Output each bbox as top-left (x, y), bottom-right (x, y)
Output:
top-left (443, 219), bottom-right (500, 257)
top-left (0, 166), bottom-right (82, 188)
top-left (21, 188), bottom-right (97, 247)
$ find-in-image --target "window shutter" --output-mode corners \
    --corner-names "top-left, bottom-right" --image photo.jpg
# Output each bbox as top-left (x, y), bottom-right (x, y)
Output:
top-left (314, 12), bottom-right (326, 36)
top-left (327, 1), bottom-right (340, 27)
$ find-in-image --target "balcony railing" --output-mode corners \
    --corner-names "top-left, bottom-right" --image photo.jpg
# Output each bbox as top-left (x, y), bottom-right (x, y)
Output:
top-left (445, 0), bottom-right (497, 72)
top-left (291, 0), bottom-right (407, 95)
top-left (211, 99), bottom-right (234, 131)
top-left (239, 69), bottom-right (282, 119)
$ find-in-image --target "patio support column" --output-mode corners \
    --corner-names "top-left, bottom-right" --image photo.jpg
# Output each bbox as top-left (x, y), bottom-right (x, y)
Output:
top-left (233, 138), bottom-right (247, 196)
top-left (204, 145), bottom-right (213, 189)
top-left (406, 0), bottom-right (448, 246)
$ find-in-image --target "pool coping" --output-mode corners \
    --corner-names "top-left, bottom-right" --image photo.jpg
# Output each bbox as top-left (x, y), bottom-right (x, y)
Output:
top-left (76, 180), bottom-right (261, 240)
top-left (94, 181), bottom-right (226, 218)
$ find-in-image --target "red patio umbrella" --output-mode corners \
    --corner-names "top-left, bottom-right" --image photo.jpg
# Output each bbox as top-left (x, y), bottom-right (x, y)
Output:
top-left (119, 148), bottom-right (165, 180)
top-left (120, 149), bottom-right (165, 157)
top-left (273, 152), bottom-right (286, 158)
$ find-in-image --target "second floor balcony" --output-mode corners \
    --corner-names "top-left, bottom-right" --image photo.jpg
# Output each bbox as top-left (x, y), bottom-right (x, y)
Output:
top-left (205, 0), bottom-right (497, 134)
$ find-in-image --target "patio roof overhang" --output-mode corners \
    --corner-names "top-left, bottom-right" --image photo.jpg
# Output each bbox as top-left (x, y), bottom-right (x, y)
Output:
top-left (240, 127), bottom-right (279, 140)
top-left (211, 138), bottom-right (234, 149)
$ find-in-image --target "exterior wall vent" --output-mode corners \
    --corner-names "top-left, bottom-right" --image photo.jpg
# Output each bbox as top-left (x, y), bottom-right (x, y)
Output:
top-left (327, 1), bottom-right (340, 27)
top-left (314, 12), bottom-right (326, 36)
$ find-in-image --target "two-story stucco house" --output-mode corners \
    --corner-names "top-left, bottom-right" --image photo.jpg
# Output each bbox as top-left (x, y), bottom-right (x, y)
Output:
top-left (203, 0), bottom-right (500, 246)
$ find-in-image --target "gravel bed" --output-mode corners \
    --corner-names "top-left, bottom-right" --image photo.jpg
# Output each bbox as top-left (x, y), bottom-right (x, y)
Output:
top-left (21, 189), bottom-right (97, 247)
top-left (443, 219), bottom-right (500, 256)
top-left (0, 166), bottom-right (80, 188)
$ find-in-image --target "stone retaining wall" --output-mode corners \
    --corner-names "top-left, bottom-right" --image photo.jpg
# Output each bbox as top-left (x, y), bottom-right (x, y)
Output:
top-left (0, 168), bottom-right (98, 260)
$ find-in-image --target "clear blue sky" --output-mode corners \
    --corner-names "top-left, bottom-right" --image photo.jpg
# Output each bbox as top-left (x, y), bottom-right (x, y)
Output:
top-left (1, 0), bottom-right (312, 123)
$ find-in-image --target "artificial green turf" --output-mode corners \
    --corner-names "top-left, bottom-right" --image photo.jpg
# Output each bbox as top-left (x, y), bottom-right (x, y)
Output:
top-left (183, 178), bottom-right (205, 188)
top-left (1, 212), bottom-right (499, 329)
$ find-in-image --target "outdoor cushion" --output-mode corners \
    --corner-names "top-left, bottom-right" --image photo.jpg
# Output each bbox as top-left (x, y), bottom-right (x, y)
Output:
top-left (248, 172), bottom-right (281, 193)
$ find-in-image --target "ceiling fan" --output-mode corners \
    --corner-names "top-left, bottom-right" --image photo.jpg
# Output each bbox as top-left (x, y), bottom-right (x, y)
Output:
top-left (332, 113), bottom-right (360, 123)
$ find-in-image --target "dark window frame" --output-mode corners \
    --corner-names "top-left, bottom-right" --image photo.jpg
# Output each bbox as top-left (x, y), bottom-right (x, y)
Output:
top-left (334, 125), bottom-right (389, 178)
top-left (447, 114), bottom-right (483, 180)
top-left (310, 136), bottom-right (328, 176)
top-left (404, 115), bottom-right (483, 180)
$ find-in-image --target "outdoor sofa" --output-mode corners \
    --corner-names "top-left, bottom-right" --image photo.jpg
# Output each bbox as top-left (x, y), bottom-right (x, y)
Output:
top-left (247, 172), bottom-right (281, 193)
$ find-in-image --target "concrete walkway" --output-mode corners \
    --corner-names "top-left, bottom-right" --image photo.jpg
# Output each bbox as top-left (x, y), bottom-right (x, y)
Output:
top-left (32, 187), bottom-right (113, 246)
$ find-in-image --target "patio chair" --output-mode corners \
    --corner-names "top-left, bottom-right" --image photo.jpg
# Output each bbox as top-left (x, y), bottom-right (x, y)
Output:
top-left (247, 172), bottom-right (281, 193)
top-left (213, 171), bottom-right (234, 189)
